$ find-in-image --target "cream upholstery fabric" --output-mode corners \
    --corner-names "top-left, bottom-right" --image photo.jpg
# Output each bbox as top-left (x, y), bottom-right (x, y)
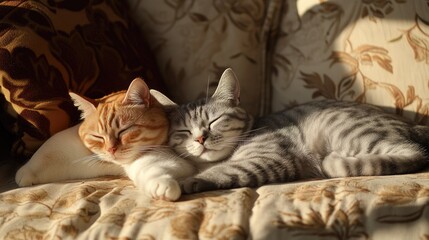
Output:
top-left (1, 173), bottom-right (429, 239)
top-left (272, 0), bottom-right (429, 124)
top-left (126, 0), bottom-right (282, 116)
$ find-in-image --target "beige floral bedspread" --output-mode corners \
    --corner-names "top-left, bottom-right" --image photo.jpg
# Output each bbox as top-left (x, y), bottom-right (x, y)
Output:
top-left (1, 173), bottom-right (429, 240)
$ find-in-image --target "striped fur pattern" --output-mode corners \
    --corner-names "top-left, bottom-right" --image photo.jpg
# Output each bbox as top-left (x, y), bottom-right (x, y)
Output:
top-left (70, 78), bottom-right (195, 201)
top-left (167, 69), bottom-right (429, 194)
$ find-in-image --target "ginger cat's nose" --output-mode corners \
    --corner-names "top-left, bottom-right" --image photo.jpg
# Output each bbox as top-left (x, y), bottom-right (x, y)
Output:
top-left (108, 147), bottom-right (117, 154)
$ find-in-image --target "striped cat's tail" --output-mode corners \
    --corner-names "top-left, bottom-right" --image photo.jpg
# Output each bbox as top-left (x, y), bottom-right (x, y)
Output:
top-left (412, 125), bottom-right (429, 155)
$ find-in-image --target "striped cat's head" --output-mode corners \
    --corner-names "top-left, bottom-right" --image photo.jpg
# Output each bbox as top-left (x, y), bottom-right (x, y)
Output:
top-left (153, 69), bottom-right (253, 163)
top-left (69, 78), bottom-right (169, 165)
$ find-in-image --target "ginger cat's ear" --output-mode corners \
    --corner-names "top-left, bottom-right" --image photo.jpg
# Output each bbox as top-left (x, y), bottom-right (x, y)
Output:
top-left (69, 92), bottom-right (97, 119)
top-left (122, 78), bottom-right (150, 107)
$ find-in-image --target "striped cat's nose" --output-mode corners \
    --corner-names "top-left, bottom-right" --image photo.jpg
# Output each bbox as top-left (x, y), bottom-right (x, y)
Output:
top-left (195, 135), bottom-right (207, 144)
top-left (194, 129), bottom-right (209, 144)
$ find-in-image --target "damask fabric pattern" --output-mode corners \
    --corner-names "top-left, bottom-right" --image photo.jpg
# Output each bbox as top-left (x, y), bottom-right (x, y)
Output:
top-left (0, 0), bottom-right (165, 159)
top-left (272, 0), bottom-right (429, 124)
top-left (126, 0), bottom-right (281, 116)
top-left (1, 173), bottom-right (429, 239)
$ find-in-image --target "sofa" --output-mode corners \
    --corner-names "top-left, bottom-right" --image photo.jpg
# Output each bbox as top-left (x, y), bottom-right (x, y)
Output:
top-left (1, 0), bottom-right (429, 239)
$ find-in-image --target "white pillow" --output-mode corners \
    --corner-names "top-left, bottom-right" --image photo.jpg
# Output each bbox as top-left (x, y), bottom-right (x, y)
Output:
top-left (15, 124), bottom-right (124, 187)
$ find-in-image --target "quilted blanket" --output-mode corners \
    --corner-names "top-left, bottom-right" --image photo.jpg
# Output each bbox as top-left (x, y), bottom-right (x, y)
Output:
top-left (1, 173), bottom-right (429, 239)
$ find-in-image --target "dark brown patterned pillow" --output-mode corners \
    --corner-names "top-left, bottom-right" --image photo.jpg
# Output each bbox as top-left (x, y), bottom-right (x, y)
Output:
top-left (0, 0), bottom-right (166, 160)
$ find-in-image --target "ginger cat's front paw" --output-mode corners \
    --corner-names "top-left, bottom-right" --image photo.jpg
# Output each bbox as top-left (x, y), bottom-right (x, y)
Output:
top-left (146, 178), bottom-right (181, 201)
top-left (15, 165), bottom-right (38, 187)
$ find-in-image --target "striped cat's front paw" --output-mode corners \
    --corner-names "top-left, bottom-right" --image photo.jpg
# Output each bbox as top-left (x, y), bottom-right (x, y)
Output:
top-left (146, 178), bottom-right (181, 201)
top-left (180, 177), bottom-right (217, 194)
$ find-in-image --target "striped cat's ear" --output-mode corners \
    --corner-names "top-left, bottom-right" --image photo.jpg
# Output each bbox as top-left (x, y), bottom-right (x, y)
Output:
top-left (150, 89), bottom-right (178, 111)
top-left (69, 92), bottom-right (96, 119)
top-left (123, 78), bottom-right (150, 107)
top-left (212, 68), bottom-right (240, 105)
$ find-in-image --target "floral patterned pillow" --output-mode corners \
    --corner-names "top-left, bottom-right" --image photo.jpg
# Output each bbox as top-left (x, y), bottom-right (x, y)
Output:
top-left (0, 0), bottom-right (165, 160)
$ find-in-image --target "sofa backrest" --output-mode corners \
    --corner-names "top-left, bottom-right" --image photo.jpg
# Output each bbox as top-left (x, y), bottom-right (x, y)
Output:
top-left (129, 0), bottom-right (429, 124)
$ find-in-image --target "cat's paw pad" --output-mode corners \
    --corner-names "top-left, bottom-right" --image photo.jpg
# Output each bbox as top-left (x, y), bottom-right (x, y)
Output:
top-left (147, 178), bottom-right (181, 201)
top-left (180, 178), bottom-right (217, 194)
top-left (15, 165), bottom-right (38, 187)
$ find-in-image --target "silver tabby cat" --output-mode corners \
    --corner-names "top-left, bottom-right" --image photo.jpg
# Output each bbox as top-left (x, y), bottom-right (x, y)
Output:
top-left (158, 69), bottom-right (429, 194)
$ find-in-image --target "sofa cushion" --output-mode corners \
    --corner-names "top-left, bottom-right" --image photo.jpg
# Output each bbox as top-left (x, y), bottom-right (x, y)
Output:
top-left (0, 0), bottom-right (166, 159)
top-left (271, 0), bottom-right (429, 124)
top-left (126, 0), bottom-right (281, 116)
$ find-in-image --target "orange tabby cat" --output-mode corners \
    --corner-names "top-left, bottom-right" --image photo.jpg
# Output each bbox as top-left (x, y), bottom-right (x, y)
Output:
top-left (70, 78), bottom-right (195, 201)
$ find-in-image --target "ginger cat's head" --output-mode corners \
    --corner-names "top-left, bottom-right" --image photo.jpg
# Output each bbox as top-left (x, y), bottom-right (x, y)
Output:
top-left (69, 78), bottom-right (169, 165)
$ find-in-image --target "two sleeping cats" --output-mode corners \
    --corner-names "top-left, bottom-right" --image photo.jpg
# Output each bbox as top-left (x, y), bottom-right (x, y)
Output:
top-left (17, 68), bottom-right (429, 201)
